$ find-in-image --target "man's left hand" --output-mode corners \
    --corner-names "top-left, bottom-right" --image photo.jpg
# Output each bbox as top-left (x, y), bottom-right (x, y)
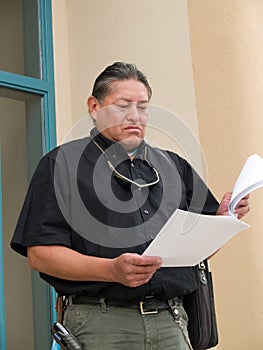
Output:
top-left (216, 192), bottom-right (250, 219)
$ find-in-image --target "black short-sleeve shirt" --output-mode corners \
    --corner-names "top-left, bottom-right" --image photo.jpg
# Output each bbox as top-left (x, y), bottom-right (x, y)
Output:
top-left (11, 128), bottom-right (219, 301)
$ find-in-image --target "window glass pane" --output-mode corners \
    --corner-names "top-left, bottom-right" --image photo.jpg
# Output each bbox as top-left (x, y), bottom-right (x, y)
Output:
top-left (0, 0), bottom-right (41, 78)
top-left (0, 88), bottom-right (51, 349)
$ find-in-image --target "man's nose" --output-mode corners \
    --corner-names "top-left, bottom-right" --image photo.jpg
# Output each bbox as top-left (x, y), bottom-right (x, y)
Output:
top-left (126, 103), bottom-right (140, 122)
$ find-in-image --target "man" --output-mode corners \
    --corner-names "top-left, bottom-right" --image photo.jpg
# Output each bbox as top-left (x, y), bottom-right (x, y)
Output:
top-left (11, 62), bottom-right (249, 349)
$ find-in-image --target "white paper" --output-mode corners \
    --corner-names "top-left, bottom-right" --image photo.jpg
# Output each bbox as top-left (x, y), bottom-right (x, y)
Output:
top-left (143, 209), bottom-right (249, 266)
top-left (228, 154), bottom-right (263, 216)
top-left (143, 154), bottom-right (263, 267)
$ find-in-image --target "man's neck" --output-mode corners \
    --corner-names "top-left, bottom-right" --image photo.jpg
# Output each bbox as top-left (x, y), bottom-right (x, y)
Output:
top-left (127, 147), bottom-right (138, 160)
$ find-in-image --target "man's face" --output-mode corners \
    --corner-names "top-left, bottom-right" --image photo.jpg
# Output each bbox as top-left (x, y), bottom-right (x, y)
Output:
top-left (88, 79), bottom-right (149, 151)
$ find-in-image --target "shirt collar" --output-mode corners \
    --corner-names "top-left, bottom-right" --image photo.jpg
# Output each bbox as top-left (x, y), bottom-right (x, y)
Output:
top-left (90, 127), bottom-right (146, 162)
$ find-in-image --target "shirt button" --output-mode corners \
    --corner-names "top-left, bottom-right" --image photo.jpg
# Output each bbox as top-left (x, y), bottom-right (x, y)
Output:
top-left (144, 209), bottom-right (149, 215)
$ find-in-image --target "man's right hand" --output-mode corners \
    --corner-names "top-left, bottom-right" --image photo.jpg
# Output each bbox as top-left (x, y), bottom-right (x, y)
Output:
top-left (111, 253), bottom-right (162, 288)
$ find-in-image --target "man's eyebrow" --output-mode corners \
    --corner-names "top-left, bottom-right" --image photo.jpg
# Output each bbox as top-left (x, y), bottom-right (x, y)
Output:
top-left (114, 98), bottom-right (149, 103)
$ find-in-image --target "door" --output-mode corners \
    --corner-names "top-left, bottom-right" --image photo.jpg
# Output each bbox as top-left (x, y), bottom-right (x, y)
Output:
top-left (0, 1), bottom-right (57, 349)
top-left (0, 88), bottom-right (51, 349)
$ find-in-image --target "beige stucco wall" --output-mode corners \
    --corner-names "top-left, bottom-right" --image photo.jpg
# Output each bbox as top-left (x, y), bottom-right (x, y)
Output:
top-left (188, 1), bottom-right (263, 349)
top-left (52, 0), bottom-right (263, 349)
top-left (52, 0), bottom-right (201, 169)
top-left (51, 0), bottom-right (73, 144)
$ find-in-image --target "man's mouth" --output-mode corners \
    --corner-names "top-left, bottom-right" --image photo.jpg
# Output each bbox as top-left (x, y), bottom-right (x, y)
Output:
top-left (124, 125), bottom-right (141, 131)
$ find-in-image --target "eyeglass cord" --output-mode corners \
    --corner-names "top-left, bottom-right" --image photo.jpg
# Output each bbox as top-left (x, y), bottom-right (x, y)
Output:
top-left (91, 139), bottom-right (160, 189)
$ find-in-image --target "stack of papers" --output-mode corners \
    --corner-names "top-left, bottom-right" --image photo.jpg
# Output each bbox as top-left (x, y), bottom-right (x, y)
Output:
top-left (228, 154), bottom-right (263, 216)
top-left (143, 154), bottom-right (263, 267)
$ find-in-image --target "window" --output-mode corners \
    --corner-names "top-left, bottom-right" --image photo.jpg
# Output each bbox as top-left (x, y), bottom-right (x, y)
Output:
top-left (0, 1), bottom-right (57, 349)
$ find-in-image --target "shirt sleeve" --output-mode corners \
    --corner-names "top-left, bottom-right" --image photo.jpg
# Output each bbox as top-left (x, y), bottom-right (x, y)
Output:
top-left (166, 151), bottom-right (219, 215)
top-left (10, 149), bottom-right (72, 257)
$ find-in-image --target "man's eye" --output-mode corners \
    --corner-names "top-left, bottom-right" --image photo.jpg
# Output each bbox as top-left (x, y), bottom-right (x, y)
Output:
top-left (138, 105), bottom-right (149, 112)
top-left (116, 104), bottom-right (129, 110)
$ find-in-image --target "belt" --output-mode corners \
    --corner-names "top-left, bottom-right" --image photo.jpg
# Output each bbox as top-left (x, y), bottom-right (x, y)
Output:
top-left (69, 295), bottom-right (182, 315)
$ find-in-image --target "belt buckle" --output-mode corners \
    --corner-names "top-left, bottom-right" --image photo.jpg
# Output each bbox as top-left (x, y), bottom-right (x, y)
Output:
top-left (139, 301), bottom-right (158, 315)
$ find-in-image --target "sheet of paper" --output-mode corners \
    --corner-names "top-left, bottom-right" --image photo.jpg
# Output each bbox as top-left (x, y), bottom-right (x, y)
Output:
top-left (228, 154), bottom-right (263, 216)
top-left (143, 209), bottom-right (249, 267)
top-left (143, 153), bottom-right (262, 267)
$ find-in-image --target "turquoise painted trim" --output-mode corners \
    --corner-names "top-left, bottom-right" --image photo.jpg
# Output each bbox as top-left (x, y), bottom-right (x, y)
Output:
top-left (39, 0), bottom-right (57, 154)
top-left (50, 288), bottom-right (58, 323)
top-left (51, 340), bottom-right (61, 350)
top-left (39, 0), bottom-right (58, 327)
top-left (0, 71), bottom-right (57, 154)
top-left (43, 86), bottom-right (57, 153)
top-left (0, 150), bottom-right (6, 349)
top-left (0, 2), bottom-right (58, 347)
top-left (39, 0), bottom-right (55, 83)
top-left (0, 71), bottom-right (49, 94)
top-left (0, 0), bottom-right (57, 155)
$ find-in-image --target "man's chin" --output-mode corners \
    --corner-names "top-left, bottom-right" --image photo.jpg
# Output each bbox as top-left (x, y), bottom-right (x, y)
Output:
top-left (120, 137), bottom-right (143, 151)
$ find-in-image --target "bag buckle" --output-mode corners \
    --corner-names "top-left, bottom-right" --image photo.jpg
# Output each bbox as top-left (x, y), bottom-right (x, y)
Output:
top-left (139, 301), bottom-right (158, 315)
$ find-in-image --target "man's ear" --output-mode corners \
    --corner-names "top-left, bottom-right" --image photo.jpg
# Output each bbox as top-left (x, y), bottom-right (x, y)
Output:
top-left (87, 96), bottom-right (99, 122)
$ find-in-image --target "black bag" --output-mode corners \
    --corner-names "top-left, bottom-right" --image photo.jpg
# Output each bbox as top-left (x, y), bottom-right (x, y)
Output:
top-left (183, 260), bottom-right (219, 350)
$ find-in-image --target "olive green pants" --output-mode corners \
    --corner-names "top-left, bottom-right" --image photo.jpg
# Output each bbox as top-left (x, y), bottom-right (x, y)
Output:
top-left (63, 298), bottom-right (193, 350)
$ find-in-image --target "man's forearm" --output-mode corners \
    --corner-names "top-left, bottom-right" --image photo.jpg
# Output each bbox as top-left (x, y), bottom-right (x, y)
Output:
top-left (27, 245), bottom-right (115, 282)
top-left (27, 245), bottom-right (162, 288)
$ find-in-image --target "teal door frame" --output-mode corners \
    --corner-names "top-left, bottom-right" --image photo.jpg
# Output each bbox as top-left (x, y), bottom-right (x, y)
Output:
top-left (0, 0), bottom-right (57, 348)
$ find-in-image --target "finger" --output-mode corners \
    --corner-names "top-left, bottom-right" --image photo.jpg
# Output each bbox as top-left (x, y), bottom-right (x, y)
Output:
top-left (126, 263), bottom-right (161, 275)
top-left (236, 206), bottom-right (250, 219)
top-left (128, 254), bottom-right (162, 267)
top-left (223, 192), bottom-right (232, 200)
top-left (236, 199), bottom-right (250, 208)
top-left (236, 195), bottom-right (250, 208)
top-left (123, 270), bottom-right (154, 286)
top-left (241, 194), bottom-right (250, 200)
top-left (130, 273), bottom-right (154, 288)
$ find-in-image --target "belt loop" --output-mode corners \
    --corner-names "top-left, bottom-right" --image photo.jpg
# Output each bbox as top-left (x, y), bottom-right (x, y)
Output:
top-left (68, 295), bottom-right (73, 305)
top-left (99, 297), bottom-right (108, 313)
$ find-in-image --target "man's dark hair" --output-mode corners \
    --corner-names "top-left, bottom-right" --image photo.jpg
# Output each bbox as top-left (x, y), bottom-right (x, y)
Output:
top-left (91, 62), bottom-right (152, 101)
